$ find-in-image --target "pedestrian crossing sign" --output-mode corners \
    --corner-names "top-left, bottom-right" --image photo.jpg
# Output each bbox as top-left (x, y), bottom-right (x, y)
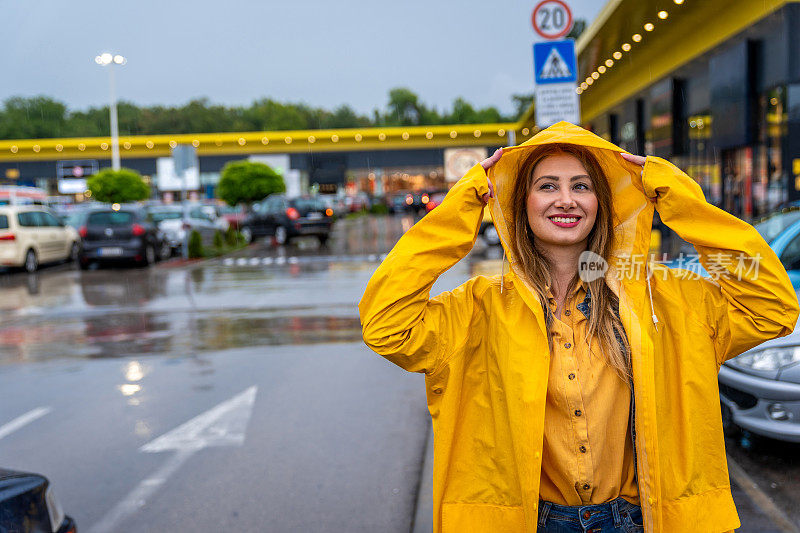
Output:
top-left (533, 40), bottom-right (577, 85)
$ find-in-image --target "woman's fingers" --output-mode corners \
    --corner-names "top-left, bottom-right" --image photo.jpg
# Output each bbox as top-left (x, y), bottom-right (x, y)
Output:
top-left (620, 152), bottom-right (646, 166)
top-left (481, 148), bottom-right (503, 170)
top-left (482, 180), bottom-right (495, 204)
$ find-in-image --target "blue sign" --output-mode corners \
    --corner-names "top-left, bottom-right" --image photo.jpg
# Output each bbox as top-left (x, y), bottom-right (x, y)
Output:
top-left (533, 40), bottom-right (577, 85)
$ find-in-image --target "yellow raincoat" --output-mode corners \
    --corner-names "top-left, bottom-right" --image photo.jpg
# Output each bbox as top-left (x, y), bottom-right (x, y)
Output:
top-left (359, 122), bottom-right (799, 532)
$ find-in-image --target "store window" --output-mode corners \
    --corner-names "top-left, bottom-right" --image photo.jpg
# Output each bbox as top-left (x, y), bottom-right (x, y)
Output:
top-left (686, 113), bottom-right (719, 205)
top-left (755, 86), bottom-right (788, 216)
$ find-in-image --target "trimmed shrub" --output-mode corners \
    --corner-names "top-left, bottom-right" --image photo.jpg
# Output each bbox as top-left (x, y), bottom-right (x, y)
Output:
top-left (188, 230), bottom-right (203, 258)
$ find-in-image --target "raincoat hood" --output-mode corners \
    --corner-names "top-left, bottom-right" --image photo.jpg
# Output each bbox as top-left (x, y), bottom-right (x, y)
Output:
top-left (486, 121), bottom-right (654, 297)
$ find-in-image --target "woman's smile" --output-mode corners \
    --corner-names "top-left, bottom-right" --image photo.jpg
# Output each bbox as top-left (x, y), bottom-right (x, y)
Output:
top-left (548, 214), bottom-right (582, 228)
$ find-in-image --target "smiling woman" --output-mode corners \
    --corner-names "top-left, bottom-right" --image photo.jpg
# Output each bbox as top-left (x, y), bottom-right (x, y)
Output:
top-left (359, 122), bottom-right (798, 533)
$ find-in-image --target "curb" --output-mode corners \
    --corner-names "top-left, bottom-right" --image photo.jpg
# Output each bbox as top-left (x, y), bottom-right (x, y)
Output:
top-left (412, 421), bottom-right (434, 533)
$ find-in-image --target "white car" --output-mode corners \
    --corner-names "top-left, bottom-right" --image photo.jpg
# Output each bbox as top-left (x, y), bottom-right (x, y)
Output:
top-left (0, 205), bottom-right (80, 272)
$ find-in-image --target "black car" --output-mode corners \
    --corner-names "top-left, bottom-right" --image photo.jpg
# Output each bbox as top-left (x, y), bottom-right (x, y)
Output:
top-left (0, 468), bottom-right (76, 533)
top-left (240, 195), bottom-right (333, 245)
top-left (77, 205), bottom-right (168, 268)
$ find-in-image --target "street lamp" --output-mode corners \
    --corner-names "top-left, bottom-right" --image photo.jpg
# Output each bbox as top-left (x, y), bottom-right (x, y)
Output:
top-left (94, 52), bottom-right (126, 171)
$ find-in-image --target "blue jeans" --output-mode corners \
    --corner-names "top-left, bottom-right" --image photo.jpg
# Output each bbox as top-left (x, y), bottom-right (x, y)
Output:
top-left (537, 497), bottom-right (644, 532)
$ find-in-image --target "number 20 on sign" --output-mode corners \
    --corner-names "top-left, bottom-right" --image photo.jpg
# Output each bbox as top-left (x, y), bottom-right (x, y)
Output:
top-left (532, 0), bottom-right (574, 40)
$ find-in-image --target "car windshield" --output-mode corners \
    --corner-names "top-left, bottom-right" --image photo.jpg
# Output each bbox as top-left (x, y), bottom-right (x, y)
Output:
top-left (150, 210), bottom-right (183, 222)
top-left (0, 215), bottom-right (7, 230)
top-left (753, 210), bottom-right (800, 243)
top-left (292, 198), bottom-right (326, 211)
top-left (64, 212), bottom-right (85, 227)
top-left (87, 211), bottom-right (135, 226)
top-left (219, 205), bottom-right (242, 214)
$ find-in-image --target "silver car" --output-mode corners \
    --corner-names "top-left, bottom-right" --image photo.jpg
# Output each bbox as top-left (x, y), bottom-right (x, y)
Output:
top-left (147, 204), bottom-right (218, 252)
top-left (720, 322), bottom-right (800, 442)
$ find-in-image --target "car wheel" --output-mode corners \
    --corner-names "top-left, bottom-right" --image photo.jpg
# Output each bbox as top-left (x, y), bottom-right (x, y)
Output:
top-left (159, 241), bottom-right (172, 261)
top-left (141, 244), bottom-right (156, 267)
top-left (240, 226), bottom-right (253, 244)
top-left (24, 249), bottom-right (38, 273)
top-left (274, 226), bottom-right (288, 245)
top-left (483, 224), bottom-right (501, 246)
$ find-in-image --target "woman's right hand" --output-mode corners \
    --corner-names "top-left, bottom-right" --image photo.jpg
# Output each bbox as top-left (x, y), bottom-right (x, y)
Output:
top-left (480, 148), bottom-right (502, 204)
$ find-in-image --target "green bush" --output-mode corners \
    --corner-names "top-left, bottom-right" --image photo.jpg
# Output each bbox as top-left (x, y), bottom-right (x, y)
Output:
top-left (369, 203), bottom-right (389, 215)
top-left (213, 230), bottom-right (224, 249)
top-left (225, 227), bottom-right (240, 247)
top-left (188, 230), bottom-right (203, 258)
top-left (87, 168), bottom-right (150, 203)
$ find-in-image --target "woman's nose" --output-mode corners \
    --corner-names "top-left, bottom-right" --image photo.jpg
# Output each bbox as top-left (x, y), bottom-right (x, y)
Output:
top-left (554, 190), bottom-right (576, 208)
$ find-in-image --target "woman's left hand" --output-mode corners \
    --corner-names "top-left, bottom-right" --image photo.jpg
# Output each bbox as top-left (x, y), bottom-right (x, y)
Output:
top-left (620, 152), bottom-right (646, 166)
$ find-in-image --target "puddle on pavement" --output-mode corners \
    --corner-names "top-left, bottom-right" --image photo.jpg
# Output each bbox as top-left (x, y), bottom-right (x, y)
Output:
top-left (0, 308), bottom-right (363, 364)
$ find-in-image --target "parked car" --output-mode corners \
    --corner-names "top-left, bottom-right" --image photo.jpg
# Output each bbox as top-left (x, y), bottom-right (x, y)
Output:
top-left (146, 204), bottom-right (219, 253)
top-left (78, 205), bottom-right (167, 268)
top-left (219, 204), bottom-right (246, 230)
top-left (319, 195), bottom-right (347, 218)
top-left (197, 203), bottom-right (230, 232)
top-left (387, 191), bottom-right (424, 214)
top-left (721, 321), bottom-right (800, 442)
top-left (0, 467), bottom-right (76, 533)
top-left (343, 192), bottom-right (371, 213)
top-left (0, 205), bottom-right (81, 273)
top-left (240, 195), bottom-right (334, 245)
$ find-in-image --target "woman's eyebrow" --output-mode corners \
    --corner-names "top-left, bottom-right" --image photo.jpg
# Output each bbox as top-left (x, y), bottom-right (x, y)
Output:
top-left (532, 174), bottom-right (591, 184)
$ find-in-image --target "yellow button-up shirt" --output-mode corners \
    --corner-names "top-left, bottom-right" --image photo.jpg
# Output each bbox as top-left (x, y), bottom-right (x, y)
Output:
top-left (539, 281), bottom-right (640, 506)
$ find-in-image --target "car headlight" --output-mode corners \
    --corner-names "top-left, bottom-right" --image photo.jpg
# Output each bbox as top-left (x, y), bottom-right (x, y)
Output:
top-left (45, 486), bottom-right (65, 532)
top-left (730, 345), bottom-right (800, 371)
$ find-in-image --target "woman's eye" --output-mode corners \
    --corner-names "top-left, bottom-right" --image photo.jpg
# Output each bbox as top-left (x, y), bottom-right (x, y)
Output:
top-left (540, 183), bottom-right (556, 190)
top-left (574, 183), bottom-right (590, 190)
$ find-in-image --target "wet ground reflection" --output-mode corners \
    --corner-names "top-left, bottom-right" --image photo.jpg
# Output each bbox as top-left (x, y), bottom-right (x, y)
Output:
top-left (0, 215), bottom-right (501, 365)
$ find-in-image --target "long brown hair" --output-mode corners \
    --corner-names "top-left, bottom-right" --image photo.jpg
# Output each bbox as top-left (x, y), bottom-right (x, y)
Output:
top-left (510, 143), bottom-right (631, 381)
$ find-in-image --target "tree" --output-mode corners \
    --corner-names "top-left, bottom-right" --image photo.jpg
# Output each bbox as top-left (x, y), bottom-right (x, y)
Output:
top-left (217, 160), bottom-right (285, 207)
top-left (86, 168), bottom-right (151, 203)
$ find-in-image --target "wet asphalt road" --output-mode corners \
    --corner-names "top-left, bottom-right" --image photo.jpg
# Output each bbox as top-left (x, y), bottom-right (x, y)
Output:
top-left (0, 214), bottom-right (797, 532)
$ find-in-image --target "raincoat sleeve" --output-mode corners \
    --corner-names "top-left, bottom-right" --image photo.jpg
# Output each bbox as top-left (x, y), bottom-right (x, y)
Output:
top-left (641, 156), bottom-right (800, 364)
top-left (358, 164), bottom-right (490, 374)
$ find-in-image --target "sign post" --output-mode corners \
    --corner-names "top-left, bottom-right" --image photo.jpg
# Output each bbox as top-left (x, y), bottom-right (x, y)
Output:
top-left (531, 0), bottom-right (580, 128)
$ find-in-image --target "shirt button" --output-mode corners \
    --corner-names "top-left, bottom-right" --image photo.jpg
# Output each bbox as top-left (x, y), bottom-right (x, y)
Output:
top-left (565, 309), bottom-right (571, 316)
top-left (579, 445), bottom-right (587, 453)
top-left (574, 409), bottom-right (582, 417)
top-left (583, 483), bottom-right (591, 490)
top-left (648, 497), bottom-right (656, 505)
top-left (568, 373), bottom-right (576, 380)
top-left (582, 510), bottom-right (591, 519)
top-left (564, 342), bottom-right (571, 349)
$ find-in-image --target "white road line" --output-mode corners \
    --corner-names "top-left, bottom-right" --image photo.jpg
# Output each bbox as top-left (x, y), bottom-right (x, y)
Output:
top-left (0, 406), bottom-right (51, 440)
top-left (88, 386), bottom-right (257, 533)
top-left (87, 449), bottom-right (194, 533)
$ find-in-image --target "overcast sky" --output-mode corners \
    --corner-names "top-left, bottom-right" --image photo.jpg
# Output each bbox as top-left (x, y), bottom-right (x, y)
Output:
top-left (1, 0), bottom-right (603, 116)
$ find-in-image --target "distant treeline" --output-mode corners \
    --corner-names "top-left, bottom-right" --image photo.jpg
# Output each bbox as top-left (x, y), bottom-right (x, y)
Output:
top-left (0, 87), bottom-right (534, 140)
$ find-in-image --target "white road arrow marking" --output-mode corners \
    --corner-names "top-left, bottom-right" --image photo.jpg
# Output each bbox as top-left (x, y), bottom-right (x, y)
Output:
top-left (89, 386), bottom-right (257, 533)
top-left (0, 406), bottom-right (51, 440)
top-left (141, 385), bottom-right (257, 452)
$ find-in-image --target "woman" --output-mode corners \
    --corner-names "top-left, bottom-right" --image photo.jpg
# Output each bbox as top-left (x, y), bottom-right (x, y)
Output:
top-left (359, 122), bottom-right (798, 532)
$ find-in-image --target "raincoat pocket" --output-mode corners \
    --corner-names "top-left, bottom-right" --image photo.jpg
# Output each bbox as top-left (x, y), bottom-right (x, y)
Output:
top-left (442, 502), bottom-right (525, 532)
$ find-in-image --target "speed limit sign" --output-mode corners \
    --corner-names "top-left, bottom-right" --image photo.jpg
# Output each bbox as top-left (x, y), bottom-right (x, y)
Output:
top-left (532, 0), bottom-right (574, 40)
